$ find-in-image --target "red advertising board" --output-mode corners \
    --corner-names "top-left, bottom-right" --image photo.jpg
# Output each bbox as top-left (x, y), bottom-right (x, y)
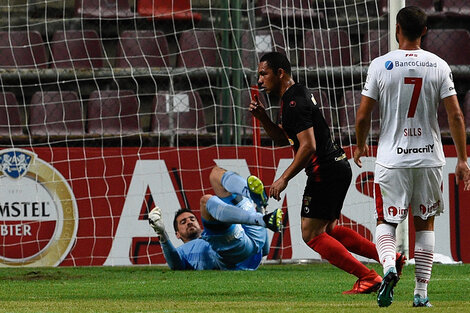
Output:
top-left (0, 145), bottom-right (469, 266)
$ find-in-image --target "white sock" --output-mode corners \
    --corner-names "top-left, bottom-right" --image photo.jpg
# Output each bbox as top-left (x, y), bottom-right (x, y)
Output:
top-left (375, 223), bottom-right (397, 275)
top-left (414, 230), bottom-right (434, 298)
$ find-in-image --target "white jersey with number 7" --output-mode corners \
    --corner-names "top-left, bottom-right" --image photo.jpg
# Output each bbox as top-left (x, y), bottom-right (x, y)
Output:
top-left (362, 49), bottom-right (456, 168)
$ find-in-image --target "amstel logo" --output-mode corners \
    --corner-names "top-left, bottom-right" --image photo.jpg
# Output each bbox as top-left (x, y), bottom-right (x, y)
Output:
top-left (0, 149), bottom-right (78, 267)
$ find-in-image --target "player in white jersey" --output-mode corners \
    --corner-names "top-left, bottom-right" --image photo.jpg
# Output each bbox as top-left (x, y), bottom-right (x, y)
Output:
top-left (354, 6), bottom-right (470, 308)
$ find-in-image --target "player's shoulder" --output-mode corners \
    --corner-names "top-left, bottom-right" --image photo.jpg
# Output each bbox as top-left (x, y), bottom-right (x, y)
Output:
top-left (420, 49), bottom-right (451, 67)
top-left (291, 83), bottom-right (308, 97)
top-left (368, 51), bottom-right (395, 70)
top-left (284, 83), bottom-right (309, 105)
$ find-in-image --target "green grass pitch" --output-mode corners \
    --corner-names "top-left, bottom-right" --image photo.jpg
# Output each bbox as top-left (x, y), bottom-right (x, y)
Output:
top-left (0, 263), bottom-right (469, 312)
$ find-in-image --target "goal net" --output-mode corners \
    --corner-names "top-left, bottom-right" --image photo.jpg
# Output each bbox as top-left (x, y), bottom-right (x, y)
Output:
top-left (0, 0), bottom-right (389, 267)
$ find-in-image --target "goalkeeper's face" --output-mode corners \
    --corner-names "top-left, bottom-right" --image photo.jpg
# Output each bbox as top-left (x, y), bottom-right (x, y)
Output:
top-left (175, 212), bottom-right (202, 243)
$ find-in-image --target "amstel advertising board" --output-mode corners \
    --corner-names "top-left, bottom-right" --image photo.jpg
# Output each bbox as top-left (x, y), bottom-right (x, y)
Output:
top-left (0, 146), bottom-right (468, 267)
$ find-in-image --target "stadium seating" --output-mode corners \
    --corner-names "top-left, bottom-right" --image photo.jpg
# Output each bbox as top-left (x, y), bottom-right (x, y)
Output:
top-left (407, 0), bottom-right (445, 18)
top-left (87, 90), bottom-right (140, 135)
top-left (115, 30), bottom-right (170, 68)
top-left (442, 0), bottom-right (470, 18)
top-left (50, 30), bottom-right (105, 68)
top-left (257, 0), bottom-right (324, 25)
top-left (0, 92), bottom-right (23, 136)
top-left (338, 90), bottom-right (380, 143)
top-left (381, 0), bottom-right (444, 18)
top-left (300, 29), bottom-right (353, 67)
top-left (0, 31), bottom-right (47, 69)
top-left (150, 91), bottom-right (205, 134)
top-left (151, 93), bottom-right (169, 133)
top-left (240, 30), bottom-right (286, 69)
top-left (75, 0), bottom-right (134, 18)
top-left (176, 30), bottom-right (220, 68)
top-left (311, 90), bottom-right (332, 127)
top-left (361, 30), bottom-right (389, 64)
top-left (405, 0), bottom-right (435, 10)
top-left (463, 91), bottom-right (470, 136)
top-left (137, 0), bottom-right (201, 21)
top-left (29, 91), bottom-right (84, 136)
top-left (421, 29), bottom-right (470, 65)
top-left (337, 91), bottom-right (358, 143)
top-left (218, 88), bottom-right (268, 136)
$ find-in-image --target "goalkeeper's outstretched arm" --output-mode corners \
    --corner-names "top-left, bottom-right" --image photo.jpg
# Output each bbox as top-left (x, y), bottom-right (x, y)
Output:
top-left (159, 239), bottom-right (185, 270)
top-left (149, 207), bottom-right (185, 270)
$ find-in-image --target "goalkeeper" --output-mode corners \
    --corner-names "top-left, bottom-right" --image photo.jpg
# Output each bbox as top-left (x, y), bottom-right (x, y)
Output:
top-left (148, 166), bottom-right (283, 270)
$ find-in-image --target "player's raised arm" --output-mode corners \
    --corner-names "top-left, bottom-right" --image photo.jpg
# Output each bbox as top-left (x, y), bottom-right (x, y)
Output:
top-left (149, 207), bottom-right (185, 270)
top-left (249, 94), bottom-right (289, 146)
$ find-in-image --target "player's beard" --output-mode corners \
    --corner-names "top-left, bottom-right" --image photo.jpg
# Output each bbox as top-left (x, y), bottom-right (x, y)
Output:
top-left (186, 226), bottom-right (202, 240)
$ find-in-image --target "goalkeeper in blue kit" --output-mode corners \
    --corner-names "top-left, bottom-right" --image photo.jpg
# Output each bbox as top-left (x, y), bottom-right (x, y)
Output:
top-left (148, 166), bottom-right (283, 270)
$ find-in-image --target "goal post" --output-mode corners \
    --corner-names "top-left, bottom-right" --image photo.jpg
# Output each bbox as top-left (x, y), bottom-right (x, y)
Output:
top-left (387, 0), bottom-right (409, 261)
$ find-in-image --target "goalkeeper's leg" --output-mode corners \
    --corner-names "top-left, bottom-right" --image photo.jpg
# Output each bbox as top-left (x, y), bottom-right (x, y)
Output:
top-left (200, 195), bottom-right (263, 226)
top-left (200, 195), bottom-right (282, 232)
top-left (209, 166), bottom-right (267, 212)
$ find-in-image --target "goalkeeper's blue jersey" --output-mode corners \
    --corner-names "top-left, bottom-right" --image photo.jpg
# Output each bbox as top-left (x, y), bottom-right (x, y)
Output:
top-left (175, 238), bottom-right (219, 270)
top-left (176, 230), bottom-right (263, 270)
top-left (167, 195), bottom-right (267, 271)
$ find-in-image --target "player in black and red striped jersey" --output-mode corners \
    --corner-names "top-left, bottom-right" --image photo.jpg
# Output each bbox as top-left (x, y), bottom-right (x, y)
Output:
top-left (249, 51), bottom-right (405, 294)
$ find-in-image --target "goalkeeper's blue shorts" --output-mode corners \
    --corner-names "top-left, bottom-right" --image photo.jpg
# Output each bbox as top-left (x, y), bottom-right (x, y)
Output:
top-left (201, 195), bottom-right (268, 270)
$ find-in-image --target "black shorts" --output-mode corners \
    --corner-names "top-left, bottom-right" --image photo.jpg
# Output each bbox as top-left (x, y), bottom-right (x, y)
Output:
top-left (301, 158), bottom-right (352, 220)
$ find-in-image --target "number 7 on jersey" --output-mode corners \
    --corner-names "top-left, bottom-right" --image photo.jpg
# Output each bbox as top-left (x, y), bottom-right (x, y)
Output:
top-left (404, 77), bottom-right (423, 118)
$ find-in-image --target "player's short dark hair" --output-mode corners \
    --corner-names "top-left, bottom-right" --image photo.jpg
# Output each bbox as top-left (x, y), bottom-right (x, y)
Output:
top-left (260, 51), bottom-right (291, 75)
top-left (173, 208), bottom-right (195, 231)
top-left (397, 6), bottom-right (427, 41)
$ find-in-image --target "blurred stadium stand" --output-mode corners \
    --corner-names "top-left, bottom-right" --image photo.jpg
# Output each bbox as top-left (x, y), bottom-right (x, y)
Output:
top-left (137, 0), bottom-right (201, 21)
top-left (0, 0), bottom-right (469, 145)
top-left (50, 30), bottom-right (105, 68)
top-left (361, 30), bottom-right (389, 64)
top-left (0, 31), bottom-right (47, 69)
top-left (151, 91), bottom-right (206, 134)
top-left (338, 90), bottom-right (380, 144)
top-left (0, 92), bottom-right (23, 136)
top-left (422, 29), bottom-right (470, 65)
top-left (300, 29), bottom-right (354, 67)
top-left (257, 0), bottom-right (325, 26)
top-left (29, 91), bottom-right (84, 136)
top-left (240, 30), bottom-right (287, 68)
top-left (75, 0), bottom-right (134, 18)
top-left (176, 30), bottom-right (220, 68)
top-left (87, 90), bottom-right (140, 135)
top-left (442, 0), bottom-right (470, 18)
top-left (115, 30), bottom-right (170, 68)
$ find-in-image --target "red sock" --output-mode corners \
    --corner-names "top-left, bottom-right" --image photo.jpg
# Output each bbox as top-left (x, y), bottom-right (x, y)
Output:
top-left (307, 232), bottom-right (370, 279)
top-left (329, 225), bottom-right (380, 262)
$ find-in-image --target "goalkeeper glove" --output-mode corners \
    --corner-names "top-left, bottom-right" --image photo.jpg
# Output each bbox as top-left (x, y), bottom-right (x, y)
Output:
top-left (148, 206), bottom-right (169, 243)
